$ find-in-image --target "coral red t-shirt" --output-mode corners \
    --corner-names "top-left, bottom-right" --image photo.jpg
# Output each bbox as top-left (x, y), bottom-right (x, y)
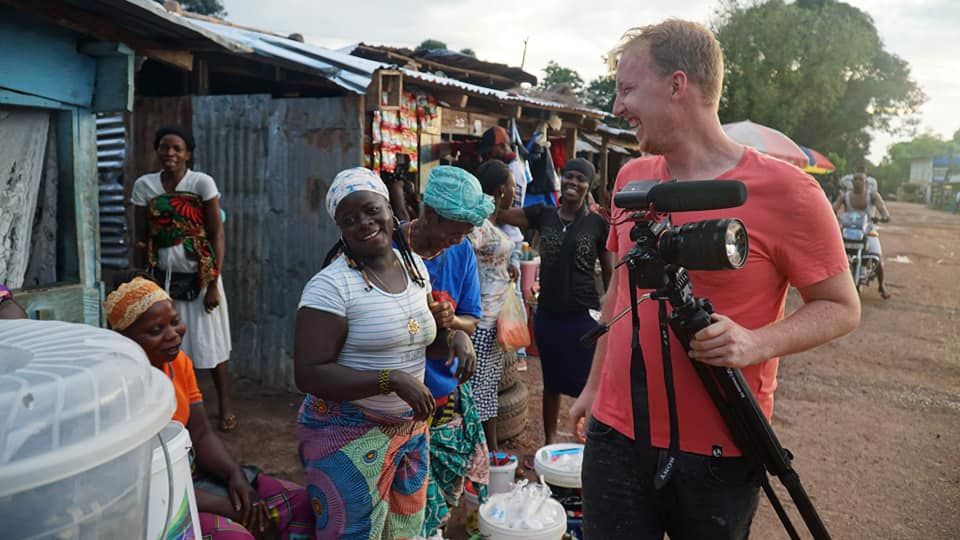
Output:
top-left (162, 350), bottom-right (204, 426)
top-left (592, 148), bottom-right (848, 457)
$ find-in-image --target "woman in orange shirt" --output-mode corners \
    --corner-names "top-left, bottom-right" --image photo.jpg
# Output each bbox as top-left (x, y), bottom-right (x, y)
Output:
top-left (104, 276), bottom-right (312, 539)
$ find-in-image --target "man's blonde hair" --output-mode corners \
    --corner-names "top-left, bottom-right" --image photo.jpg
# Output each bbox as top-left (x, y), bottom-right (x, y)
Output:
top-left (610, 19), bottom-right (724, 106)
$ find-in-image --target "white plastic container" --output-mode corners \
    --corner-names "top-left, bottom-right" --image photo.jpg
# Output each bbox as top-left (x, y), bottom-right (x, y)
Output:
top-left (478, 493), bottom-right (566, 540)
top-left (533, 443), bottom-right (584, 489)
top-left (147, 421), bottom-right (201, 540)
top-left (462, 481), bottom-right (480, 535)
top-left (0, 320), bottom-right (175, 540)
top-left (488, 452), bottom-right (519, 495)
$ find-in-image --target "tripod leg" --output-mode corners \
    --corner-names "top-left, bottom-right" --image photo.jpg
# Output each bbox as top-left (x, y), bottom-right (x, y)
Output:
top-left (761, 474), bottom-right (801, 540)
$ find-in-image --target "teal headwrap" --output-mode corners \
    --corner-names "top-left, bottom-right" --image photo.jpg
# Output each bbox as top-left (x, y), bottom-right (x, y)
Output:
top-left (422, 166), bottom-right (495, 227)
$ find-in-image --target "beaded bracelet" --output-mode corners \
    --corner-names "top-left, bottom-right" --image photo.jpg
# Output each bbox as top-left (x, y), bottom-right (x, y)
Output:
top-left (378, 369), bottom-right (391, 395)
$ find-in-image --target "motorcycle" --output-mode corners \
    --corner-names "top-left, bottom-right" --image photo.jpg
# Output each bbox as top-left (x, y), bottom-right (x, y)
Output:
top-left (840, 211), bottom-right (883, 295)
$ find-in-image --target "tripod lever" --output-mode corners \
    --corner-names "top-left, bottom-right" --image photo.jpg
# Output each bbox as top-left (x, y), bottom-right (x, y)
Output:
top-left (579, 294), bottom-right (651, 347)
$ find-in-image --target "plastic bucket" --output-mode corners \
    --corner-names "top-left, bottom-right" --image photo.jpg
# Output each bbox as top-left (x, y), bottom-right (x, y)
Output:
top-left (0, 320), bottom-right (175, 539)
top-left (147, 421), bottom-right (201, 540)
top-left (533, 444), bottom-right (583, 489)
top-left (463, 481), bottom-right (481, 535)
top-left (534, 444), bottom-right (584, 519)
top-left (488, 452), bottom-right (519, 495)
top-left (478, 493), bottom-right (566, 540)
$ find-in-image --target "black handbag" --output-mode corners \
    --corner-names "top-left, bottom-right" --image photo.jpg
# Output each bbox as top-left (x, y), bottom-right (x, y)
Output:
top-left (152, 268), bottom-right (202, 301)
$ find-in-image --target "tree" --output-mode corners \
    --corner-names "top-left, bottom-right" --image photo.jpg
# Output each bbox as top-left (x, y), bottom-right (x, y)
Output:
top-left (580, 74), bottom-right (630, 128)
top-left (714, 0), bottom-right (924, 166)
top-left (873, 132), bottom-right (960, 193)
top-left (156, 0), bottom-right (227, 17)
top-left (581, 74), bottom-right (616, 112)
top-left (459, 48), bottom-right (477, 57)
top-left (539, 61), bottom-right (584, 93)
top-left (415, 39), bottom-right (447, 54)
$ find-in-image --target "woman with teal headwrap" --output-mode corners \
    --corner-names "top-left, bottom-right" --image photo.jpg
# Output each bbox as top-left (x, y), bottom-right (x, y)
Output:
top-left (393, 166), bottom-right (496, 538)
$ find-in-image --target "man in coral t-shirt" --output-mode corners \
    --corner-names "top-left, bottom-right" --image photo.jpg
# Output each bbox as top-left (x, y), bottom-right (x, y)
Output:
top-left (569, 20), bottom-right (861, 540)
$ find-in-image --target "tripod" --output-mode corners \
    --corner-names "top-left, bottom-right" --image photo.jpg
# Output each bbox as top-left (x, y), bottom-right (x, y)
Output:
top-left (657, 265), bottom-right (831, 540)
top-left (583, 248), bottom-right (832, 540)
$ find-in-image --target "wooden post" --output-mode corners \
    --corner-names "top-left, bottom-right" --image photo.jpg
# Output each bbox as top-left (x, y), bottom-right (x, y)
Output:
top-left (565, 127), bottom-right (577, 164)
top-left (600, 136), bottom-right (610, 208)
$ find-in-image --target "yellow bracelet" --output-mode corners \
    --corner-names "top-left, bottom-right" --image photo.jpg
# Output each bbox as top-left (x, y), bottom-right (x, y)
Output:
top-left (378, 369), bottom-right (391, 395)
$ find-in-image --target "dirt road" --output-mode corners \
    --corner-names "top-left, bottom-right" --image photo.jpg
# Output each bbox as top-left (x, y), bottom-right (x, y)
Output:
top-left (208, 201), bottom-right (959, 539)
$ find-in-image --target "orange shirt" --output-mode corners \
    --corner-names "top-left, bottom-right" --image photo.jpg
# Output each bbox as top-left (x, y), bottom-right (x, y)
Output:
top-left (162, 350), bottom-right (204, 426)
top-left (592, 148), bottom-right (848, 457)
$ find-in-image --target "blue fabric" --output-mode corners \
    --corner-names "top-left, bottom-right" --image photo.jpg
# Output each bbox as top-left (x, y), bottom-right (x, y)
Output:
top-left (422, 238), bottom-right (482, 398)
top-left (524, 192), bottom-right (557, 208)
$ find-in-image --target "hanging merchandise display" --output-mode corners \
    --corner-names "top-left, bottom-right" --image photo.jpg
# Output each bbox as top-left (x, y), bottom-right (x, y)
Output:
top-left (367, 92), bottom-right (437, 175)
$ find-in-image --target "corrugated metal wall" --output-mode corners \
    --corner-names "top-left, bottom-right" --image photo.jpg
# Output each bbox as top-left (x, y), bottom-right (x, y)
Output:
top-left (260, 97), bottom-right (364, 387)
top-left (192, 95), bottom-right (270, 383)
top-left (135, 94), bottom-right (364, 388)
top-left (96, 113), bottom-right (129, 269)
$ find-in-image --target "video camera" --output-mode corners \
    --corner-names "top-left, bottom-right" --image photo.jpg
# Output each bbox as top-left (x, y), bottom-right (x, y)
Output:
top-left (613, 179), bottom-right (749, 289)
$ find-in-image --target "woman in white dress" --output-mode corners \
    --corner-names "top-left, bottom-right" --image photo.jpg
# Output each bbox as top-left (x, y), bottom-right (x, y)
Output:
top-left (132, 126), bottom-right (236, 432)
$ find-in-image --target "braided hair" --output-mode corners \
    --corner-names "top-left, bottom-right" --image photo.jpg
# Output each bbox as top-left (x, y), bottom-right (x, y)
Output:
top-left (321, 216), bottom-right (426, 290)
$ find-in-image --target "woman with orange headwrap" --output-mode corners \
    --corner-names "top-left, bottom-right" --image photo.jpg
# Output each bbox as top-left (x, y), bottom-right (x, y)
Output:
top-left (105, 276), bottom-right (312, 539)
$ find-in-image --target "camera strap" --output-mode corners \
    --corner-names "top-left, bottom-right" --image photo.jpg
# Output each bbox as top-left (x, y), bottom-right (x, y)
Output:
top-left (627, 263), bottom-right (652, 449)
top-left (653, 299), bottom-right (681, 489)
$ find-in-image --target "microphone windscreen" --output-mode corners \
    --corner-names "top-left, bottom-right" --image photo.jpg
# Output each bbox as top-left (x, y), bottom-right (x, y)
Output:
top-left (647, 180), bottom-right (748, 212)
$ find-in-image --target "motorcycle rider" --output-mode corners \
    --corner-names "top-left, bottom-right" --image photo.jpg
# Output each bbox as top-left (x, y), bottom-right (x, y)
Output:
top-left (833, 172), bottom-right (892, 298)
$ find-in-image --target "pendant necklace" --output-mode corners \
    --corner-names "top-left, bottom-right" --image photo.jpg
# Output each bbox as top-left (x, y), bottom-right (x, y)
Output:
top-left (365, 256), bottom-right (421, 335)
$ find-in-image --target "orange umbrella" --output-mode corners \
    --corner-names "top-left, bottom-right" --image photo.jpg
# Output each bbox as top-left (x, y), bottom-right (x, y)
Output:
top-left (722, 120), bottom-right (808, 168)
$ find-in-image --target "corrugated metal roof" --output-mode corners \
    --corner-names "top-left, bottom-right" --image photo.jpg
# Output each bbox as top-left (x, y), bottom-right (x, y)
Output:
top-left (187, 19), bottom-right (605, 116)
top-left (400, 69), bottom-right (606, 117)
top-left (582, 133), bottom-right (631, 155)
top-left (190, 19), bottom-right (376, 94)
top-left (348, 43), bottom-right (538, 89)
top-left (597, 124), bottom-right (636, 137)
top-left (64, 0), bottom-right (252, 53)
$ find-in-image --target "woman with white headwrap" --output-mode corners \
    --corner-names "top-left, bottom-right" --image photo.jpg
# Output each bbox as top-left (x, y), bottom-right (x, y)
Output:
top-left (293, 167), bottom-right (475, 540)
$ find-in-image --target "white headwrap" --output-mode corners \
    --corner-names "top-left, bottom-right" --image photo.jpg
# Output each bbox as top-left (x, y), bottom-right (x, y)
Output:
top-left (325, 167), bottom-right (390, 222)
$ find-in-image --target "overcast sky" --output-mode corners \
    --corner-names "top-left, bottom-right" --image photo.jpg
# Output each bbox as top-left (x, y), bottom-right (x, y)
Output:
top-left (223, 0), bottom-right (958, 163)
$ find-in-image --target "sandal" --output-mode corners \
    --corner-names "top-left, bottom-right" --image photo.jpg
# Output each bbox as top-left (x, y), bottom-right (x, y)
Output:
top-left (219, 414), bottom-right (239, 432)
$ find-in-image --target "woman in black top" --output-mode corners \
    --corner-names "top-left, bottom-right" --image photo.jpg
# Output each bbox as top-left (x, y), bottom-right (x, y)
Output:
top-left (499, 158), bottom-right (614, 444)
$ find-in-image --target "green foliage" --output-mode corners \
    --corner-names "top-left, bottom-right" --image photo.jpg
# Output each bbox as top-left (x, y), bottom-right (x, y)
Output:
top-left (581, 74), bottom-right (616, 112)
top-left (540, 61), bottom-right (584, 93)
top-left (714, 0), bottom-right (924, 167)
top-left (156, 0), bottom-right (227, 17)
top-left (415, 39), bottom-right (448, 54)
top-left (873, 132), bottom-right (960, 193)
top-left (459, 48), bottom-right (477, 57)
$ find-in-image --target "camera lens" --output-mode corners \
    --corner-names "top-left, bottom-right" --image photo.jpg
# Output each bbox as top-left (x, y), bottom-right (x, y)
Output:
top-left (658, 218), bottom-right (748, 270)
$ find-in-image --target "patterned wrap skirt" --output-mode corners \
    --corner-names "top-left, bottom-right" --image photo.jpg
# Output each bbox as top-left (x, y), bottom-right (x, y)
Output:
top-left (298, 395), bottom-right (429, 540)
top-left (422, 382), bottom-right (489, 536)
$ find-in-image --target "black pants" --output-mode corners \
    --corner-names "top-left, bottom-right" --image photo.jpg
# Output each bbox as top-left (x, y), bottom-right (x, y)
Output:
top-left (582, 414), bottom-right (761, 540)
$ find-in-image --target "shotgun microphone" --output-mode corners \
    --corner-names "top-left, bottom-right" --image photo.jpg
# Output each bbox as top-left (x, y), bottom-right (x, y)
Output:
top-left (614, 180), bottom-right (748, 212)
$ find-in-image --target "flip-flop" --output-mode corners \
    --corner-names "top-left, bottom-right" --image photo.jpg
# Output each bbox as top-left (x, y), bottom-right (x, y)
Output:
top-left (219, 414), bottom-right (239, 432)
